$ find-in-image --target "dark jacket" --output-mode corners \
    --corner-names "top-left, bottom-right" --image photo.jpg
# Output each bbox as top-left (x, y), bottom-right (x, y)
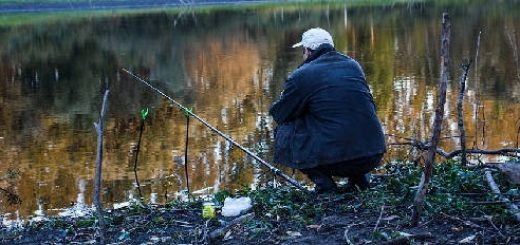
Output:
top-left (269, 44), bottom-right (386, 169)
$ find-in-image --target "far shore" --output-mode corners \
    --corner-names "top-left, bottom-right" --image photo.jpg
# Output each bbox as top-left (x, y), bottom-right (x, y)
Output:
top-left (0, 0), bottom-right (274, 13)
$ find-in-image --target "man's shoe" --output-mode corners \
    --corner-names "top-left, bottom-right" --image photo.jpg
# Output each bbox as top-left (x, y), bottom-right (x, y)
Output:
top-left (338, 175), bottom-right (370, 193)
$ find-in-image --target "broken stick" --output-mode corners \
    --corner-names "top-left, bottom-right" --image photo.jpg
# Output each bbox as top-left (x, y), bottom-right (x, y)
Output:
top-left (484, 170), bottom-right (520, 223)
top-left (209, 213), bottom-right (255, 240)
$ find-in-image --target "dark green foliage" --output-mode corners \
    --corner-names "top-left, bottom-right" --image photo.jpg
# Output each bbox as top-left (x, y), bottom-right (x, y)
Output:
top-left (76, 217), bottom-right (96, 227)
top-left (357, 160), bottom-right (519, 221)
top-left (216, 160), bottom-right (520, 228)
top-left (213, 189), bottom-right (232, 205)
top-left (246, 187), bottom-right (328, 225)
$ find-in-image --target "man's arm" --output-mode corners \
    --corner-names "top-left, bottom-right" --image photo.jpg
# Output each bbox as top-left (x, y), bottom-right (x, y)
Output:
top-left (269, 77), bottom-right (308, 124)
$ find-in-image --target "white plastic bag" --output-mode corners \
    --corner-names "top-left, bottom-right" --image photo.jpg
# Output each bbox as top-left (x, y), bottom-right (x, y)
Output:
top-left (221, 197), bottom-right (252, 217)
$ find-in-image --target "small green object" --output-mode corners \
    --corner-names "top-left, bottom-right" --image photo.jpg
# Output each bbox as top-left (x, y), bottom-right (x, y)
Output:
top-left (182, 107), bottom-right (193, 117)
top-left (140, 108), bottom-right (149, 120)
top-left (202, 202), bottom-right (216, 219)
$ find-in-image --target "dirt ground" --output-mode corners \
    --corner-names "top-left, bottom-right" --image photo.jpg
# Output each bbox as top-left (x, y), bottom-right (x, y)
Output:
top-left (1, 190), bottom-right (518, 245)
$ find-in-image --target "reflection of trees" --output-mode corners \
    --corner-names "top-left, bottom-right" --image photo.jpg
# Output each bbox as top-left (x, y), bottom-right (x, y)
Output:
top-left (0, 1), bottom-right (520, 218)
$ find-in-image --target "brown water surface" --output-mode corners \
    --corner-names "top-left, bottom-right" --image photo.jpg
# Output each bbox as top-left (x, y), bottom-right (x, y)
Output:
top-left (1, 1), bottom-right (520, 221)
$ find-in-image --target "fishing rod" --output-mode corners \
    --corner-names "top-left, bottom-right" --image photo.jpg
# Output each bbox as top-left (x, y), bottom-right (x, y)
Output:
top-left (122, 68), bottom-right (305, 191)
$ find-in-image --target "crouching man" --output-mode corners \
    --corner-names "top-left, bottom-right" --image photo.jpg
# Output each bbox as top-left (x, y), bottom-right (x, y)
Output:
top-left (269, 28), bottom-right (386, 193)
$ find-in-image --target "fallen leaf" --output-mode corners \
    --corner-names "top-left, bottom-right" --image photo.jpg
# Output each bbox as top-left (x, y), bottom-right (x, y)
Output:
top-left (381, 215), bottom-right (400, 221)
top-left (451, 226), bottom-right (463, 232)
top-left (223, 230), bottom-right (233, 241)
top-left (397, 231), bottom-right (411, 237)
top-left (286, 231), bottom-right (302, 237)
top-left (306, 224), bottom-right (322, 230)
top-left (118, 230), bottom-right (130, 241)
top-left (459, 234), bottom-right (476, 243)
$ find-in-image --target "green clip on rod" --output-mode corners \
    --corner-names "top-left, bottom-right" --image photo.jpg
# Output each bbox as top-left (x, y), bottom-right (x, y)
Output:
top-left (122, 68), bottom-right (305, 191)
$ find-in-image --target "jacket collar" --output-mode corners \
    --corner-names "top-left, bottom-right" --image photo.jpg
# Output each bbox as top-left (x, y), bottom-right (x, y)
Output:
top-left (301, 43), bottom-right (336, 66)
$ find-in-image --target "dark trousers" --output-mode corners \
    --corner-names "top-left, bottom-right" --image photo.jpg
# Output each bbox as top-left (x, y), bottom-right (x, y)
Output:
top-left (300, 153), bottom-right (383, 192)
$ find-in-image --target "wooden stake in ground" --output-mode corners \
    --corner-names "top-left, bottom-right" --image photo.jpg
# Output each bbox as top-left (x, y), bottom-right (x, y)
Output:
top-left (94, 89), bottom-right (109, 242)
top-left (183, 108), bottom-right (191, 197)
top-left (133, 108), bottom-right (149, 199)
top-left (411, 12), bottom-right (451, 227)
top-left (457, 61), bottom-right (471, 166)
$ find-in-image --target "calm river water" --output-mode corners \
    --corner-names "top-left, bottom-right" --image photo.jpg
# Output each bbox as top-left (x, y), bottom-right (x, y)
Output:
top-left (1, 1), bottom-right (519, 221)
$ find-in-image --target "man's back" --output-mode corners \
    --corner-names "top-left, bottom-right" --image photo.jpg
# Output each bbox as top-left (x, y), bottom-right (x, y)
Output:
top-left (270, 44), bottom-right (386, 169)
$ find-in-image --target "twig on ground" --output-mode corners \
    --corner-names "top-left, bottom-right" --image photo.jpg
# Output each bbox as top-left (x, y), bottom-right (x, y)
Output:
top-left (484, 171), bottom-right (520, 223)
top-left (201, 220), bottom-right (210, 244)
top-left (471, 201), bottom-right (510, 205)
top-left (379, 232), bottom-right (434, 245)
top-left (441, 212), bottom-right (483, 229)
top-left (321, 195), bottom-right (352, 205)
top-left (417, 218), bottom-right (434, 228)
top-left (209, 213), bottom-right (255, 241)
top-left (485, 216), bottom-right (507, 239)
top-left (373, 205), bottom-right (385, 234)
top-left (344, 228), bottom-right (354, 245)
top-left (341, 222), bottom-right (366, 244)
top-left (171, 220), bottom-right (194, 226)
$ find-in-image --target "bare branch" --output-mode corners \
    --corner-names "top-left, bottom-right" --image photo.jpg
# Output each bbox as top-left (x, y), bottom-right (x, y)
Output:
top-left (411, 12), bottom-right (450, 227)
top-left (457, 60), bottom-right (472, 166)
top-left (93, 89), bottom-right (109, 243)
top-left (390, 141), bottom-right (520, 159)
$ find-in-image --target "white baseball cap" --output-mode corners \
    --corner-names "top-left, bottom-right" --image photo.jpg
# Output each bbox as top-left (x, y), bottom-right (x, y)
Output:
top-left (292, 27), bottom-right (335, 50)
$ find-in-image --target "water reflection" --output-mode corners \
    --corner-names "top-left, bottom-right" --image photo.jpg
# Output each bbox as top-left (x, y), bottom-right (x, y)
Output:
top-left (0, 1), bottom-right (520, 219)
